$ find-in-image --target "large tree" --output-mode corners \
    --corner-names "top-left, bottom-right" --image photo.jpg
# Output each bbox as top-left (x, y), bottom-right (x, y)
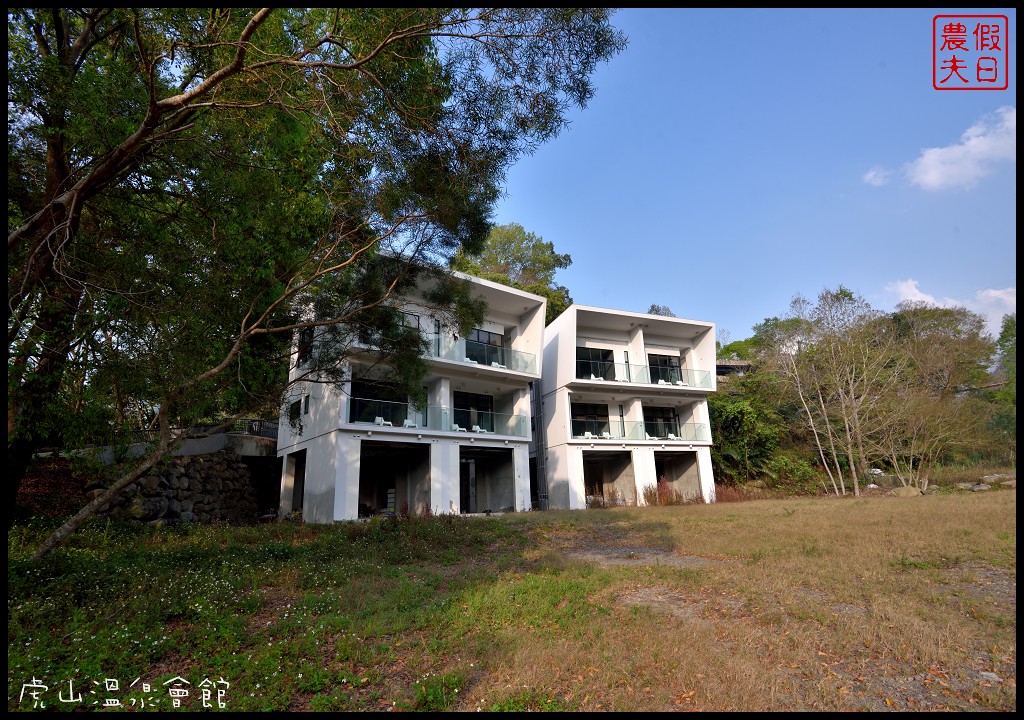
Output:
top-left (990, 313), bottom-right (1016, 463)
top-left (7, 8), bottom-right (626, 555)
top-left (865, 302), bottom-right (997, 489)
top-left (753, 290), bottom-right (997, 494)
top-left (450, 222), bottom-right (574, 323)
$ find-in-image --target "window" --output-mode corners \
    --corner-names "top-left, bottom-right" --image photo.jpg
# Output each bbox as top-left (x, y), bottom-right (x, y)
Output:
top-left (570, 402), bottom-right (609, 437)
top-left (648, 354), bottom-right (681, 384)
top-left (644, 406), bottom-right (677, 439)
top-left (576, 346), bottom-right (614, 380)
top-left (349, 379), bottom-right (408, 425)
top-left (303, 394), bottom-right (310, 415)
top-left (400, 311), bottom-right (420, 331)
top-left (289, 399), bottom-right (302, 424)
top-left (465, 328), bottom-right (505, 366)
top-left (296, 327), bottom-right (314, 367)
top-left (454, 391), bottom-right (494, 432)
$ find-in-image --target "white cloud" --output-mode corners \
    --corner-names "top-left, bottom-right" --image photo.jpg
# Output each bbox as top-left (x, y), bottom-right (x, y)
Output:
top-left (884, 278), bottom-right (1015, 337)
top-left (862, 166), bottom-right (892, 186)
top-left (904, 106), bottom-right (1016, 190)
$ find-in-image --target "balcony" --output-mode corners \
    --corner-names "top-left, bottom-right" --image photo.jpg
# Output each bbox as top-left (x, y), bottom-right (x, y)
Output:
top-left (575, 359), bottom-right (638, 382)
top-left (570, 418), bottom-right (709, 443)
top-left (426, 335), bottom-right (537, 374)
top-left (573, 361), bottom-right (712, 389)
top-left (349, 398), bottom-right (528, 437)
top-left (647, 366), bottom-right (714, 390)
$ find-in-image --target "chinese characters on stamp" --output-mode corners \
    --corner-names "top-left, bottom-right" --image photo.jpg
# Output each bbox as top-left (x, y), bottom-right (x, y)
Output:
top-left (934, 15), bottom-right (1009, 90)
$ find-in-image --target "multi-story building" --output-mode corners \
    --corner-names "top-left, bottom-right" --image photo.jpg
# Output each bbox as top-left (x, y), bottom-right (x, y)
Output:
top-left (532, 305), bottom-right (717, 509)
top-left (276, 272), bottom-right (546, 522)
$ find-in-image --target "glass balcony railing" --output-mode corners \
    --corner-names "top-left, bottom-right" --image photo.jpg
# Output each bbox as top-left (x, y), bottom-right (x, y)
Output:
top-left (646, 366), bottom-right (713, 389)
top-left (642, 421), bottom-right (710, 442)
top-left (571, 361), bottom-right (712, 388)
top-left (349, 398), bottom-right (528, 437)
top-left (571, 419), bottom-right (646, 440)
top-left (570, 419), bottom-right (709, 442)
top-left (575, 360), bottom-right (643, 382)
top-left (425, 335), bottom-right (537, 374)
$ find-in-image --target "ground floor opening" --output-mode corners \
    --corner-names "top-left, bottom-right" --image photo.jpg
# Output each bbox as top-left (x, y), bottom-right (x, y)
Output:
top-left (459, 446), bottom-right (516, 514)
top-left (357, 440), bottom-right (431, 517)
top-left (582, 450), bottom-right (637, 507)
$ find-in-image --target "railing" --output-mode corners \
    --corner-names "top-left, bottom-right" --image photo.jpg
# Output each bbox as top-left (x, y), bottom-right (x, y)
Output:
top-left (642, 421), bottom-right (710, 442)
top-left (572, 360), bottom-right (712, 389)
top-left (350, 398), bottom-right (528, 437)
top-left (231, 418), bottom-right (279, 440)
top-left (426, 334), bottom-right (537, 374)
top-left (569, 419), bottom-right (710, 442)
top-left (647, 366), bottom-right (713, 389)
top-left (575, 360), bottom-right (638, 382)
top-left (127, 419), bottom-right (279, 443)
top-left (571, 419), bottom-right (645, 440)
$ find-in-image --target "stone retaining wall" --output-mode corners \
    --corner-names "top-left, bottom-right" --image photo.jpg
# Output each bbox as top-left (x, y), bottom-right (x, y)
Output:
top-left (89, 449), bottom-right (259, 524)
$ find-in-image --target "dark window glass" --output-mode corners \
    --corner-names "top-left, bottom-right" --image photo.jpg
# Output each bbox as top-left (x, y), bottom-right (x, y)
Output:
top-left (648, 354), bottom-right (681, 383)
top-left (296, 327), bottom-right (315, 367)
top-left (643, 406), bottom-right (678, 438)
top-left (575, 347), bottom-right (613, 380)
top-left (570, 402), bottom-right (610, 437)
top-left (454, 391), bottom-right (495, 431)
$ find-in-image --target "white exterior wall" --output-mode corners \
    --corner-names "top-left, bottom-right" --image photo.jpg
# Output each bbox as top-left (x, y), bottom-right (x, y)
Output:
top-left (538, 305), bottom-right (718, 510)
top-left (278, 271), bottom-right (545, 522)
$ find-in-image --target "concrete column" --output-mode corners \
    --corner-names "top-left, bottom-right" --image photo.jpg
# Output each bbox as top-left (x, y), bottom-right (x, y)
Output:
top-left (696, 446), bottom-right (716, 503)
top-left (431, 440), bottom-right (460, 515)
top-left (334, 438), bottom-right (361, 520)
top-left (631, 447), bottom-right (657, 506)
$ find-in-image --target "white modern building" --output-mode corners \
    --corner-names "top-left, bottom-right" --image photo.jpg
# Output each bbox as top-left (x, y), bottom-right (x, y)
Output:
top-left (276, 272), bottom-right (546, 521)
top-left (532, 305), bottom-right (717, 509)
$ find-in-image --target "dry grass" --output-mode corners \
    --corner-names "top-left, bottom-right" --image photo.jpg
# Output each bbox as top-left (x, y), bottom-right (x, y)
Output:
top-left (489, 487), bottom-right (1016, 711)
top-left (9, 478), bottom-right (1015, 712)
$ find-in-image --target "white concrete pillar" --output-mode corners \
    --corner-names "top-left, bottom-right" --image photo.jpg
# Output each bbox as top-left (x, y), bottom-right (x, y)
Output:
top-left (334, 437), bottom-right (361, 520)
top-left (696, 446), bottom-right (716, 503)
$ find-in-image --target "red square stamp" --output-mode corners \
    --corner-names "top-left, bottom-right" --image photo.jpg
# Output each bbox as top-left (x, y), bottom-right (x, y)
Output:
top-left (934, 15), bottom-right (1009, 90)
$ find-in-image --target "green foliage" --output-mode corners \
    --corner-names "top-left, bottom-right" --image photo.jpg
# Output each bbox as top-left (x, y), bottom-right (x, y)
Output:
top-left (490, 690), bottom-right (577, 712)
top-left (451, 223), bottom-right (574, 324)
top-left (989, 313), bottom-right (1016, 460)
top-left (7, 9), bottom-right (626, 543)
top-left (647, 303), bottom-right (675, 317)
top-left (764, 455), bottom-right (821, 495)
top-left (410, 672), bottom-right (464, 711)
top-left (708, 388), bottom-right (780, 484)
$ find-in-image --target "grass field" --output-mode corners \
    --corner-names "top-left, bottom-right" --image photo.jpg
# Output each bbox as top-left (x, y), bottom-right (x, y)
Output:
top-left (8, 482), bottom-right (1015, 712)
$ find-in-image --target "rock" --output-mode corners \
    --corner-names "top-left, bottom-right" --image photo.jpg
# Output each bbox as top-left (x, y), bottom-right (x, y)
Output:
top-left (890, 486), bottom-right (923, 497)
top-left (971, 484), bottom-right (991, 492)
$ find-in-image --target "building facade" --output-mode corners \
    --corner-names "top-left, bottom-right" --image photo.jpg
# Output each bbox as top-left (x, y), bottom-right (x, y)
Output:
top-left (277, 284), bottom-right (717, 521)
top-left (276, 273), bottom-right (546, 521)
top-left (532, 305), bottom-right (717, 510)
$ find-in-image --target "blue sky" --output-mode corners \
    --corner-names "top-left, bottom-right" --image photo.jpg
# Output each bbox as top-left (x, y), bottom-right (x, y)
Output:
top-left (491, 8), bottom-right (1016, 344)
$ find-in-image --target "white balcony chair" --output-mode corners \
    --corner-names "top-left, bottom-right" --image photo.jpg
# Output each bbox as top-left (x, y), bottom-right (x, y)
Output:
top-left (583, 431), bottom-right (594, 440)
top-left (374, 416), bottom-right (392, 427)
top-left (402, 419), bottom-right (418, 428)
top-left (590, 374), bottom-right (604, 381)
top-left (452, 423), bottom-right (467, 432)
top-left (674, 379), bottom-right (688, 386)
top-left (463, 357), bottom-right (478, 364)
top-left (601, 432), bottom-right (612, 440)
top-left (667, 433), bottom-right (679, 440)
top-left (645, 433), bottom-right (656, 440)
top-left (491, 361), bottom-right (507, 369)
